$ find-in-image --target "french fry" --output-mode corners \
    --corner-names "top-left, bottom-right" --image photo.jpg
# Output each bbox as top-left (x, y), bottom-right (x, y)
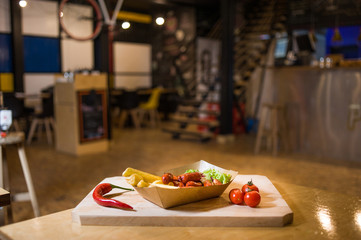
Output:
top-left (122, 167), bottom-right (161, 183)
top-left (137, 180), bottom-right (150, 188)
top-left (152, 180), bottom-right (163, 185)
top-left (126, 173), bottom-right (143, 187)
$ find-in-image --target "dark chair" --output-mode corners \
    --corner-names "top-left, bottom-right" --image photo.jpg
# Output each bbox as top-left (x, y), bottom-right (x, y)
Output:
top-left (3, 92), bottom-right (26, 132)
top-left (26, 86), bottom-right (55, 145)
top-left (118, 90), bottom-right (141, 129)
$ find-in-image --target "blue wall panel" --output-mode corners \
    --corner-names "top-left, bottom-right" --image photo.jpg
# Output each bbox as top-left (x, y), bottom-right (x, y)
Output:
top-left (326, 25), bottom-right (361, 59)
top-left (0, 34), bottom-right (12, 72)
top-left (24, 36), bottom-right (60, 72)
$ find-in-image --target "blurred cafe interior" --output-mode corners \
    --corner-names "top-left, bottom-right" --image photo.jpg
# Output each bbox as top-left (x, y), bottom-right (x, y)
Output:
top-left (0, 0), bottom-right (361, 239)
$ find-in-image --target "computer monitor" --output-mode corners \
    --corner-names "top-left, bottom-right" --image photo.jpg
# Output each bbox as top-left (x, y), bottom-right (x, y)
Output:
top-left (296, 34), bottom-right (315, 52)
top-left (274, 37), bottom-right (289, 58)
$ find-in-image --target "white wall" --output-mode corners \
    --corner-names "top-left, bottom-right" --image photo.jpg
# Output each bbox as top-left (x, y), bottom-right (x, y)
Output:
top-left (18, 0), bottom-right (59, 97)
top-left (24, 73), bottom-right (55, 108)
top-left (61, 39), bottom-right (94, 72)
top-left (60, 2), bottom-right (93, 39)
top-left (113, 42), bottom-right (151, 89)
top-left (60, 3), bottom-right (94, 72)
top-left (22, 0), bottom-right (59, 37)
top-left (2, 0), bottom-right (150, 94)
top-left (20, 0), bottom-right (95, 94)
top-left (0, 0), bottom-right (11, 33)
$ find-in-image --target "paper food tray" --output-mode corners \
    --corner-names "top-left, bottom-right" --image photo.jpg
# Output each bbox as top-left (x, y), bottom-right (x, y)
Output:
top-left (133, 160), bottom-right (238, 208)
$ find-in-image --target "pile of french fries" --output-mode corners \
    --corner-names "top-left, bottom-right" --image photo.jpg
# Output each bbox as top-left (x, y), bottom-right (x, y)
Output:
top-left (122, 167), bottom-right (173, 187)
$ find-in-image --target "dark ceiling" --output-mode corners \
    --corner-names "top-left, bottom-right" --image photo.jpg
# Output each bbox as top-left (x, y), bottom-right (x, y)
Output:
top-left (120, 0), bottom-right (361, 29)
top-left (289, 0), bottom-right (361, 29)
top-left (52, 0), bottom-right (361, 29)
top-left (120, 0), bottom-right (219, 12)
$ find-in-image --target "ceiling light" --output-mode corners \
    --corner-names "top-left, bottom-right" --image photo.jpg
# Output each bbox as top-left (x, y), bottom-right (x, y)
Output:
top-left (156, 17), bottom-right (165, 25)
top-left (122, 21), bottom-right (130, 29)
top-left (19, 0), bottom-right (27, 8)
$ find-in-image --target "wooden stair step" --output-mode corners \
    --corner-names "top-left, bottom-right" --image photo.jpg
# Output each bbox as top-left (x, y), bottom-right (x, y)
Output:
top-left (179, 100), bottom-right (219, 107)
top-left (177, 109), bottom-right (220, 116)
top-left (179, 99), bottom-right (203, 106)
top-left (162, 127), bottom-right (213, 141)
top-left (170, 116), bottom-right (219, 127)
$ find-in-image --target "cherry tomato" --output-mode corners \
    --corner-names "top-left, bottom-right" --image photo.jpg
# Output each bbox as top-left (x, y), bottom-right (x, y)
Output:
top-left (203, 180), bottom-right (213, 187)
top-left (213, 179), bottom-right (222, 185)
top-left (244, 191), bottom-right (261, 207)
top-left (242, 179), bottom-right (259, 193)
top-left (229, 188), bottom-right (244, 205)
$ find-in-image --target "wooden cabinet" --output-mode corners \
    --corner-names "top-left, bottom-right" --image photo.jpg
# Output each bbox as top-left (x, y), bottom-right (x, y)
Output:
top-left (54, 73), bottom-right (109, 155)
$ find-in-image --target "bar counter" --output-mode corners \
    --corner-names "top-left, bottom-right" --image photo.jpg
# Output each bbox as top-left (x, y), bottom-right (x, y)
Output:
top-left (257, 66), bottom-right (361, 161)
top-left (0, 181), bottom-right (360, 239)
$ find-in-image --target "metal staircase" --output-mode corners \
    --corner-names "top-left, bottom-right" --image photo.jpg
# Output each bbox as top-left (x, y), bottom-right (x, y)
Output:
top-left (162, 0), bottom-right (288, 141)
top-left (233, 0), bottom-right (288, 132)
top-left (162, 84), bottom-right (220, 142)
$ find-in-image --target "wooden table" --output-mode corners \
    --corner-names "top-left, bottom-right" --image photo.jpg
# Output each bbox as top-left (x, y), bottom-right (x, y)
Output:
top-left (0, 181), bottom-right (360, 239)
top-left (0, 132), bottom-right (40, 219)
top-left (0, 188), bottom-right (10, 207)
top-left (14, 92), bottom-right (51, 114)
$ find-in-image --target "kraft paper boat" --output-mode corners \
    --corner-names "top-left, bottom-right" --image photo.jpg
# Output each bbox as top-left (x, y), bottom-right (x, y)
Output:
top-left (133, 160), bottom-right (238, 208)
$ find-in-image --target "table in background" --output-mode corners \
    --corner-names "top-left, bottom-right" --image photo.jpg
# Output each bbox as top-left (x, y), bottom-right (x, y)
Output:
top-left (0, 188), bottom-right (10, 226)
top-left (0, 188), bottom-right (10, 207)
top-left (14, 92), bottom-right (51, 114)
top-left (0, 181), bottom-right (360, 239)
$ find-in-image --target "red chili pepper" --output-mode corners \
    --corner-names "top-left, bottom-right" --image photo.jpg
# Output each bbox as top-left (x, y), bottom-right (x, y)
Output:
top-left (92, 183), bottom-right (134, 210)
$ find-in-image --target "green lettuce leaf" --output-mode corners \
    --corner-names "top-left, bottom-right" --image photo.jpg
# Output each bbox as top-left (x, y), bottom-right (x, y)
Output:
top-left (202, 169), bottom-right (231, 184)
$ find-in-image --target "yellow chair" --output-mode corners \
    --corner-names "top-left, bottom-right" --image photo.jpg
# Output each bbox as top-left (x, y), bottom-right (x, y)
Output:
top-left (139, 87), bottom-right (163, 127)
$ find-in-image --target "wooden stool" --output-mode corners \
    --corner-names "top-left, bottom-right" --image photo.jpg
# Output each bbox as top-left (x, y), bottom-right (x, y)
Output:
top-left (119, 109), bottom-right (141, 129)
top-left (0, 132), bottom-right (40, 223)
top-left (254, 103), bottom-right (288, 155)
top-left (26, 117), bottom-right (55, 145)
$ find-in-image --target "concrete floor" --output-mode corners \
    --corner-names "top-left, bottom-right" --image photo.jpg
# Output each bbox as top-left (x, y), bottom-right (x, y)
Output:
top-left (4, 123), bottom-right (361, 223)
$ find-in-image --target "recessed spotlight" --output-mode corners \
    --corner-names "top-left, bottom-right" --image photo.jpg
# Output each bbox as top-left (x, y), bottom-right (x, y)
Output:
top-left (19, 0), bottom-right (27, 8)
top-left (122, 21), bottom-right (130, 29)
top-left (156, 17), bottom-right (165, 25)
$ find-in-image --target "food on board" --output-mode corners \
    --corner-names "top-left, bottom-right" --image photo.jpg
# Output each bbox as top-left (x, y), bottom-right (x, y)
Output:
top-left (229, 188), bottom-right (244, 205)
top-left (241, 179), bottom-right (259, 193)
top-left (244, 190), bottom-right (261, 207)
top-left (229, 180), bottom-right (261, 207)
top-left (161, 169), bottom-right (232, 188)
top-left (122, 167), bottom-right (232, 188)
top-left (92, 183), bottom-right (134, 210)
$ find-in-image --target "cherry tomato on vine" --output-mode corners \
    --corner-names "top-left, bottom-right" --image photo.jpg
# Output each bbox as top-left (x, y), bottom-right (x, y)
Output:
top-left (229, 188), bottom-right (244, 205)
top-left (244, 191), bottom-right (261, 207)
top-left (241, 179), bottom-right (259, 193)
